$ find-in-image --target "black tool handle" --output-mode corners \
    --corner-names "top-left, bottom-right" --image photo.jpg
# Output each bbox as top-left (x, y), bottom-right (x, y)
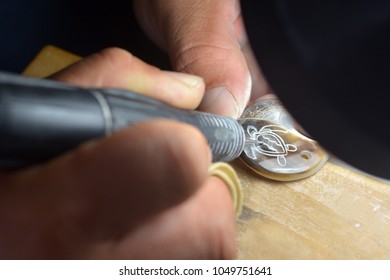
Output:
top-left (0, 72), bottom-right (244, 168)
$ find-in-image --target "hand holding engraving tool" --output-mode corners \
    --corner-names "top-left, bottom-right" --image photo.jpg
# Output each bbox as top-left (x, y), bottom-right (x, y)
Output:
top-left (0, 72), bottom-right (327, 180)
top-left (0, 71), bottom-right (244, 168)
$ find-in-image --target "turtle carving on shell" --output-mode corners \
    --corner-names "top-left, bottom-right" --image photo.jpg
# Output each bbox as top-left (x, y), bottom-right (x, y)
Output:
top-left (238, 97), bottom-right (329, 181)
top-left (245, 124), bottom-right (298, 166)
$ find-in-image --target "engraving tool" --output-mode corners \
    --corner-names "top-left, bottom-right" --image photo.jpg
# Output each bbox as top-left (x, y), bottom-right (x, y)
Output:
top-left (0, 72), bottom-right (327, 181)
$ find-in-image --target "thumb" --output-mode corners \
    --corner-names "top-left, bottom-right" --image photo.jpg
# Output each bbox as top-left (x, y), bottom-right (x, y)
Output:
top-left (134, 0), bottom-right (251, 117)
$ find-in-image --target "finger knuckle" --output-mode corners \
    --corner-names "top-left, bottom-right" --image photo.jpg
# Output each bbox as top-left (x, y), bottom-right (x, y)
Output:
top-left (95, 47), bottom-right (134, 68)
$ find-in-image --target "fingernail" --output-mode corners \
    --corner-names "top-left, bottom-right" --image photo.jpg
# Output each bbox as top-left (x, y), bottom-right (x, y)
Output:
top-left (163, 71), bottom-right (203, 88)
top-left (200, 87), bottom-right (240, 118)
top-left (208, 162), bottom-right (243, 216)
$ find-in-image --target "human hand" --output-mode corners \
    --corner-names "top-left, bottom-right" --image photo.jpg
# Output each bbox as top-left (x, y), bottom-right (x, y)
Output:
top-left (134, 0), bottom-right (271, 118)
top-left (0, 48), bottom-right (237, 259)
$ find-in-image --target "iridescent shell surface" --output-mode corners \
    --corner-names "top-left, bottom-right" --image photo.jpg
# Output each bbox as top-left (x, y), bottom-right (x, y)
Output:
top-left (238, 98), bottom-right (328, 181)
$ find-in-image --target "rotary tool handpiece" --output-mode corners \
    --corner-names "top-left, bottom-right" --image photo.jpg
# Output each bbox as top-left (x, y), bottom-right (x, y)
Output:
top-left (0, 72), bottom-right (245, 168)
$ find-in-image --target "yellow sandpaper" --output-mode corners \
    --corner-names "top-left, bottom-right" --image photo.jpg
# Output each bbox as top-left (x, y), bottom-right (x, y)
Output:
top-left (23, 45), bottom-right (81, 78)
top-left (209, 162), bottom-right (243, 216)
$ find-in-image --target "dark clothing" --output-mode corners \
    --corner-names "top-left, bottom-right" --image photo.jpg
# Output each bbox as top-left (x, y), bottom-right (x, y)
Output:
top-left (0, 0), bottom-right (169, 73)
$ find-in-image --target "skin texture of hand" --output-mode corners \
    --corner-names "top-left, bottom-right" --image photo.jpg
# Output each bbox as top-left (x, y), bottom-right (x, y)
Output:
top-left (134, 0), bottom-right (271, 118)
top-left (0, 48), bottom-right (236, 259)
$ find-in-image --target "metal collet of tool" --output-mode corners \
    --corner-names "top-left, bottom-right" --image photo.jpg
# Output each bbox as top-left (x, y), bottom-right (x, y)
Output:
top-left (0, 72), bottom-right (245, 169)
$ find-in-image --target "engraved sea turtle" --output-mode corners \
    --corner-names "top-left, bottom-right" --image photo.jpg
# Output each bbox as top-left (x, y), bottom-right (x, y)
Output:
top-left (245, 124), bottom-right (297, 166)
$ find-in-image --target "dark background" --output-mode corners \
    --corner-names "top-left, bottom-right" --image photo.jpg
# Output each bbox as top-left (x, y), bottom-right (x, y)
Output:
top-left (0, 0), bottom-right (170, 73)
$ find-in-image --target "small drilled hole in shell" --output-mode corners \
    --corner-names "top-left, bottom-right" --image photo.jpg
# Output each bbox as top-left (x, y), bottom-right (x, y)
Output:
top-left (300, 151), bottom-right (312, 161)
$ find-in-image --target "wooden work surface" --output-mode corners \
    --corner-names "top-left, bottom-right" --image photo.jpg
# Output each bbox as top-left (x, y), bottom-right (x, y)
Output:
top-left (25, 46), bottom-right (390, 260)
top-left (234, 160), bottom-right (389, 259)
